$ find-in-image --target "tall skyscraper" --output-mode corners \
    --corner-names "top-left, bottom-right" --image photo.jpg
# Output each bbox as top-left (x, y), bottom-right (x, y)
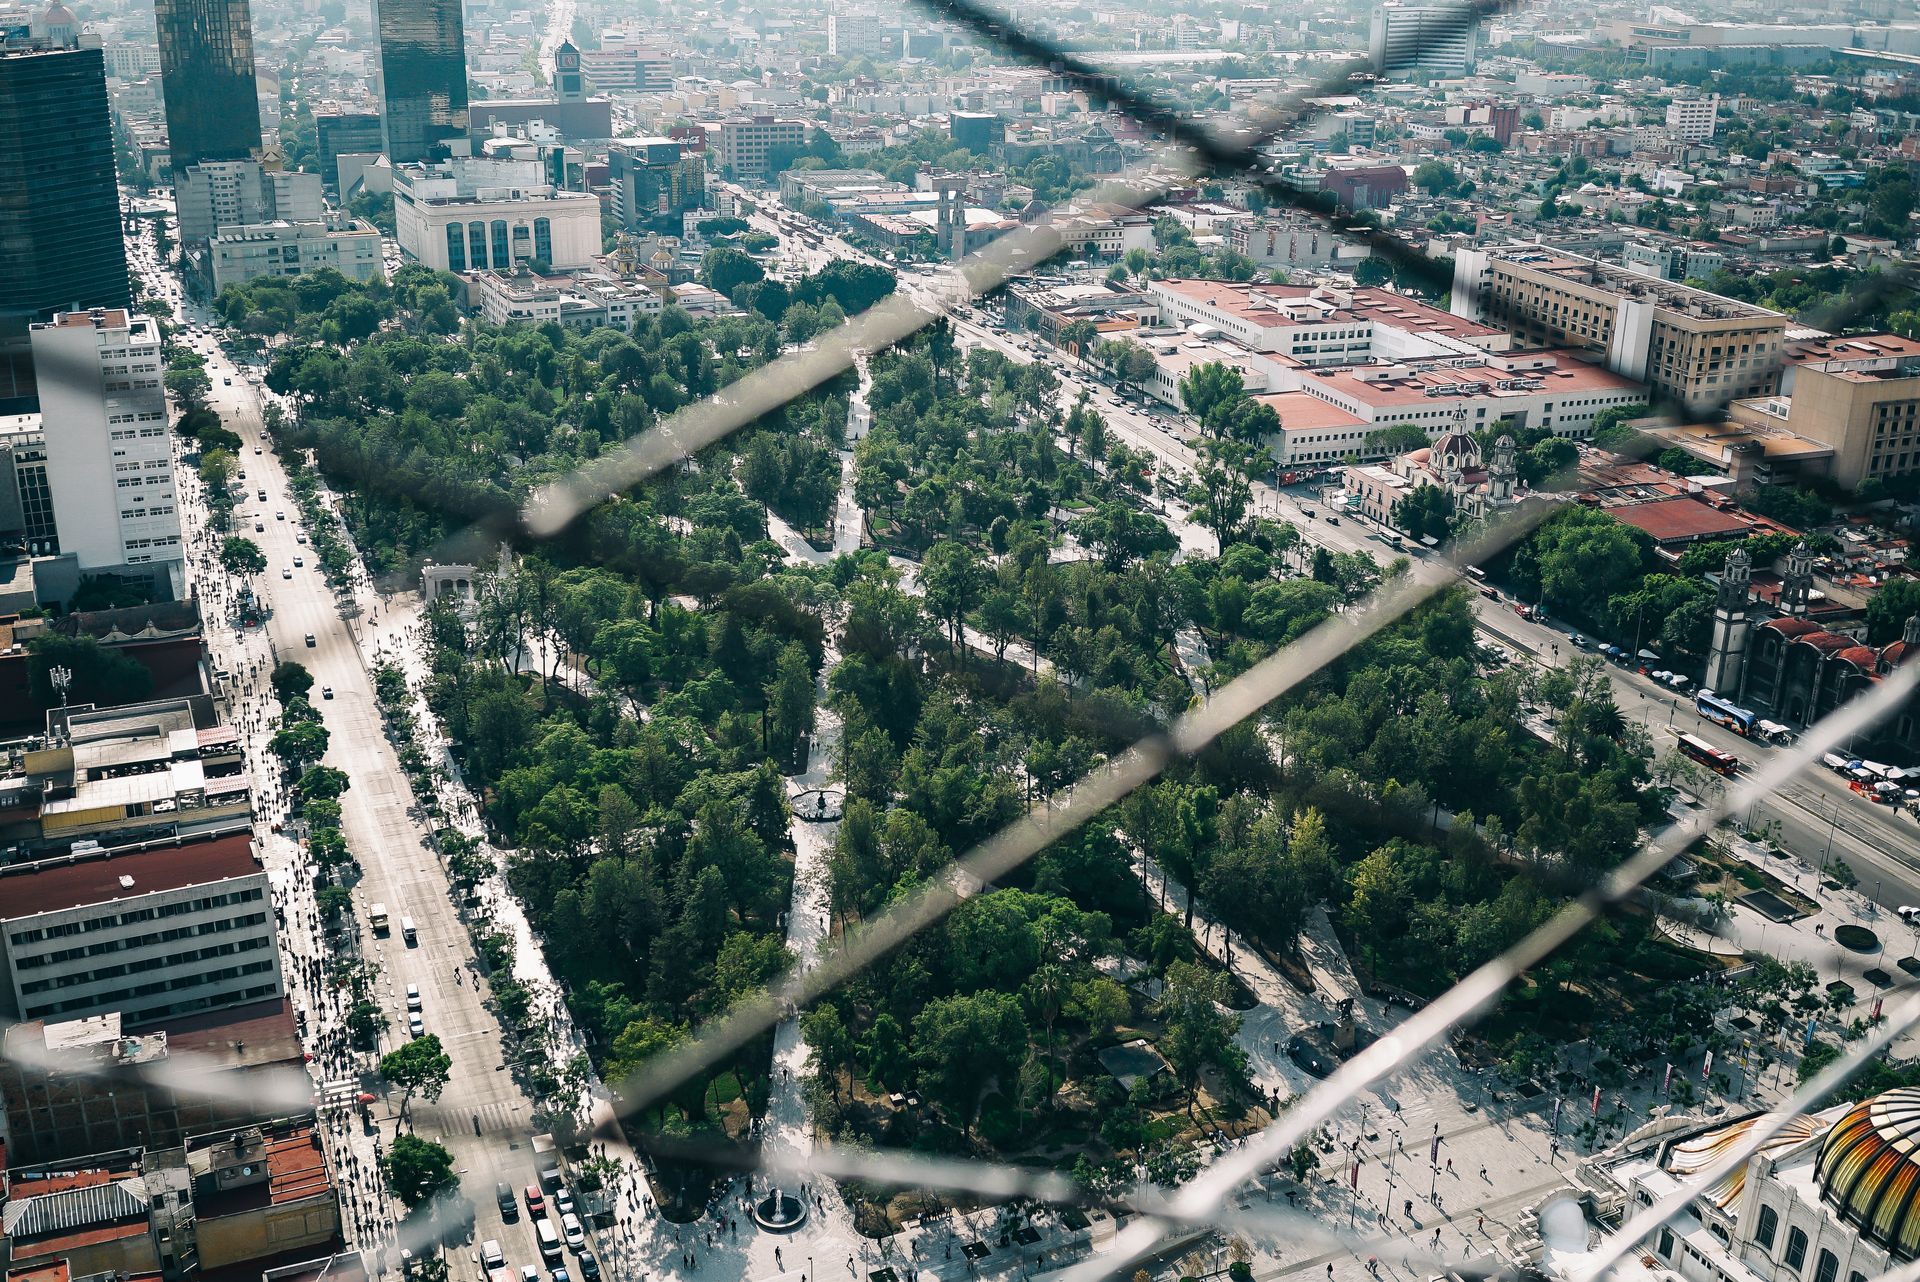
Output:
top-left (154, 0), bottom-right (263, 174)
top-left (0, 30), bottom-right (129, 405)
top-left (376, 0), bottom-right (468, 164)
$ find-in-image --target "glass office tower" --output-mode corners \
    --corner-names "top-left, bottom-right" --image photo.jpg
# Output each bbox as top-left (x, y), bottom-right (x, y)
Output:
top-left (376, 0), bottom-right (468, 164)
top-left (0, 37), bottom-right (129, 404)
top-left (154, 0), bottom-right (264, 173)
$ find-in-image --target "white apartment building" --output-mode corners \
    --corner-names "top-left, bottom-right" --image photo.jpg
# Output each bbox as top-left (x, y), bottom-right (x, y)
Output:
top-left (464, 266), bottom-right (664, 330)
top-left (702, 115), bottom-right (809, 182)
top-left (1368, 2), bottom-right (1480, 77)
top-left (0, 832), bottom-right (280, 1027)
top-left (393, 156), bottom-right (603, 272)
top-left (176, 161), bottom-right (323, 246)
top-left (1665, 94), bottom-right (1720, 142)
top-left (103, 44), bottom-right (159, 78)
top-left (826, 11), bottom-right (891, 57)
top-left (208, 216), bottom-right (384, 292)
top-left (28, 309), bottom-right (181, 579)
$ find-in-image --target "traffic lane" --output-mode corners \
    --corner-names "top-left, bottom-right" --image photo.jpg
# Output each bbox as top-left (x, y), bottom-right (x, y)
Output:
top-left (239, 431), bottom-right (544, 1266)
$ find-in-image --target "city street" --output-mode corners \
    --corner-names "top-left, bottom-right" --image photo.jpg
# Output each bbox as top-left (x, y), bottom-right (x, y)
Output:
top-left (134, 218), bottom-right (643, 1281)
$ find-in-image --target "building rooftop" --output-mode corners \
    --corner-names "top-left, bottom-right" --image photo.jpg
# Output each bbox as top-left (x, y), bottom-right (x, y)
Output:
top-left (0, 831), bottom-right (260, 922)
top-left (1254, 390), bottom-right (1369, 431)
top-left (1607, 495), bottom-right (1758, 544)
top-left (157, 994), bottom-right (303, 1062)
top-left (1483, 246), bottom-right (1786, 321)
top-left (1154, 278), bottom-right (1505, 342)
top-left (1297, 350), bottom-right (1640, 408)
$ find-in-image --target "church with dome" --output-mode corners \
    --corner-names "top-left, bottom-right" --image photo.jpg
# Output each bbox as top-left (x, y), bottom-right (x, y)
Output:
top-left (1548, 1089), bottom-right (1920, 1282)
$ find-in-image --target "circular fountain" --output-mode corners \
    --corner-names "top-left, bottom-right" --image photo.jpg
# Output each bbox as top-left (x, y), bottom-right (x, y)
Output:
top-left (753, 1188), bottom-right (809, 1233)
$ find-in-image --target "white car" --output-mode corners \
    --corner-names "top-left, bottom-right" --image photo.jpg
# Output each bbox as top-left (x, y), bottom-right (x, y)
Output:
top-left (281, 567), bottom-right (292, 579)
top-left (293, 555), bottom-right (303, 566)
top-left (561, 1214), bottom-right (585, 1251)
top-left (408, 1012), bottom-right (424, 1037)
top-left (1898, 906), bottom-right (1920, 923)
top-left (406, 983), bottom-right (421, 1010)
top-left (321, 685), bottom-right (333, 699)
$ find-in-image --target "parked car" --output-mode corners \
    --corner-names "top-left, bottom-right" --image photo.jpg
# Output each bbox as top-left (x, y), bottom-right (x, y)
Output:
top-left (561, 1213), bottom-right (585, 1251)
top-left (496, 1183), bottom-right (519, 1221)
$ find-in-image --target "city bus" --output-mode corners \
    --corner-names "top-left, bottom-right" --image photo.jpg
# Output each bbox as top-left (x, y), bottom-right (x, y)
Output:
top-left (1696, 691), bottom-right (1758, 737)
top-left (1677, 733), bottom-right (1741, 777)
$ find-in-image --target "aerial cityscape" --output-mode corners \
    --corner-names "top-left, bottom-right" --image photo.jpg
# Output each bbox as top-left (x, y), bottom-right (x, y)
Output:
top-left (1, 1), bottom-right (1919, 1282)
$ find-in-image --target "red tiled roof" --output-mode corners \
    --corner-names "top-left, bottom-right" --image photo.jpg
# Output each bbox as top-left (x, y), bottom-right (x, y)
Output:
top-left (1609, 496), bottom-right (1754, 544)
top-left (1764, 617), bottom-right (1824, 637)
top-left (0, 832), bottom-right (259, 922)
top-left (1837, 645), bottom-right (1880, 669)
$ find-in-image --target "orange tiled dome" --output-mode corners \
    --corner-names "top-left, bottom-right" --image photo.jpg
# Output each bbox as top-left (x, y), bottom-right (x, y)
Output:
top-left (1816, 1089), bottom-right (1920, 1259)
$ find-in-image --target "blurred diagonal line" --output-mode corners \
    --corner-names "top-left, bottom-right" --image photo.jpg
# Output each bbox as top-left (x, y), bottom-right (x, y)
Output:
top-left (525, 6), bottom-right (1509, 538)
top-left (1058, 657), bottom-right (1920, 1282)
top-left (1581, 983), bottom-right (1920, 1281)
top-left (605, 500), bottom-right (1559, 1116)
top-left (635, 1130), bottom-right (1487, 1271)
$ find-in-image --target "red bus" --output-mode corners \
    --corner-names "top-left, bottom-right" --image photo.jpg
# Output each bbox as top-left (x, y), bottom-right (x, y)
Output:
top-left (1677, 733), bottom-right (1740, 776)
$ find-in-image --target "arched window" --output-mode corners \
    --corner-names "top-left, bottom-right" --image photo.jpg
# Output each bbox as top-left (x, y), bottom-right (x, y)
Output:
top-left (491, 219), bottom-right (509, 267)
top-left (445, 223), bottom-right (465, 272)
top-left (468, 222), bottom-right (486, 269)
top-left (1814, 1251), bottom-right (1838, 1282)
top-left (1785, 1227), bottom-right (1808, 1271)
top-left (1756, 1205), bottom-right (1779, 1249)
top-left (534, 217), bottom-right (552, 264)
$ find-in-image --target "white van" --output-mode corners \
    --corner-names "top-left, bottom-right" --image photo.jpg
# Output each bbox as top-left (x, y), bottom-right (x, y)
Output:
top-left (401, 916), bottom-right (417, 944)
top-left (369, 903), bottom-right (390, 934)
top-left (535, 1218), bottom-right (563, 1263)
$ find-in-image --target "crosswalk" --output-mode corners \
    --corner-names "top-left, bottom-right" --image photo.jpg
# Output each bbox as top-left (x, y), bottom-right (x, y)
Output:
top-left (315, 1078), bottom-right (363, 1114)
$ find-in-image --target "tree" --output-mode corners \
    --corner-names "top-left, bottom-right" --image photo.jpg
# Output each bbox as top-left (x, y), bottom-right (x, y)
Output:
top-left (1865, 578), bottom-right (1920, 645)
top-left (26, 634), bottom-right (154, 708)
top-left (1178, 361), bottom-right (1245, 431)
top-left (165, 364), bottom-right (213, 413)
top-left (1156, 961), bottom-right (1243, 1110)
top-left (272, 660), bottom-right (315, 702)
top-left (380, 1034), bottom-right (454, 1112)
top-left (1352, 258), bottom-right (1393, 288)
top-left (219, 536), bottom-right (267, 579)
top-left (912, 991), bottom-right (1029, 1136)
top-left (298, 764), bottom-right (351, 799)
top-left (1413, 161), bottom-right (1457, 193)
top-left (921, 541), bottom-right (986, 656)
top-left (701, 246), bottom-right (765, 298)
top-left (271, 720), bottom-right (330, 766)
top-left (1391, 483), bottom-right (1455, 542)
top-left (1364, 423), bottom-right (1429, 456)
top-left (381, 1134), bottom-right (458, 1207)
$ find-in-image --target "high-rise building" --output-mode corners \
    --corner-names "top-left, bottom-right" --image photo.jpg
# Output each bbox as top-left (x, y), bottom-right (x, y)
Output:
top-left (153, 0), bottom-right (263, 174)
top-left (608, 136), bottom-right (706, 231)
top-left (1665, 94), bottom-right (1720, 142)
top-left (1368, 2), bottom-right (1480, 77)
top-left (316, 108), bottom-right (385, 195)
top-left (702, 115), bottom-right (808, 182)
top-left (27, 309), bottom-right (183, 583)
top-left (376, 0), bottom-right (469, 164)
top-left (0, 31), bottom-right (129, 402)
